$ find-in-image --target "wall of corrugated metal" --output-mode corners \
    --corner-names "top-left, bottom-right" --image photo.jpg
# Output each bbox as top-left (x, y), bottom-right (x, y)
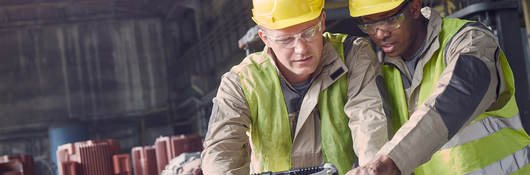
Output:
top-left (0, 18), bottom-right (168, 124)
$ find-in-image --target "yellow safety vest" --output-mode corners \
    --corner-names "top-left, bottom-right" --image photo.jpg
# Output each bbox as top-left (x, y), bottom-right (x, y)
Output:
top-left (382, 18), bottom-right (530, 174)
top-left (239, 32), bottom-right (355, 175)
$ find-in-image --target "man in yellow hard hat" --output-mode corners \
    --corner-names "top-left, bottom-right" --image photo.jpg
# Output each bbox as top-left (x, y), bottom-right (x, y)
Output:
top-left (346, 0), bottom-right (530, 174)
top-left (201, 0), bottom-right (389, 174)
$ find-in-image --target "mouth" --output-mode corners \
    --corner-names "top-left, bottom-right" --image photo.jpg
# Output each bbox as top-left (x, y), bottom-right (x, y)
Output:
top-left (293, 56), bottom-right (312, 63)
top-left (380, 43), bottom-right (395, 53)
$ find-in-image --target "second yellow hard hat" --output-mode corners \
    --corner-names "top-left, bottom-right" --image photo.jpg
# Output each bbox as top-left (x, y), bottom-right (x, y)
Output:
top-left (349, 0), bottom-right (405, 17)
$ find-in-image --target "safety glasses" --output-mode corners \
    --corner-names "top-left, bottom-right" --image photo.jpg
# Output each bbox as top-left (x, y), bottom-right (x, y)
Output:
top-left (264, 16), bottom-right (322, 48)
top-left (357, 1), bottom-right (410, 34)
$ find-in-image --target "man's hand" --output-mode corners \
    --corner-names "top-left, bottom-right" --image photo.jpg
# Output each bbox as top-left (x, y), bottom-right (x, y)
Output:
top-left (346, 155), bottom-right (400, 175)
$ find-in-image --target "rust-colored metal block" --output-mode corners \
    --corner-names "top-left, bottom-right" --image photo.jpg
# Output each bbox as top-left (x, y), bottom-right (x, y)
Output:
top-left (112, 154), bottom-right (131, 175)
top-left (57, 140), bottom-right (120, 175)
top-left (0, 154), bottom-right (35, 175)
top-left (131, 146), bottom-right (157, 175)
top-left (155, 137), bottom-right (171, 174)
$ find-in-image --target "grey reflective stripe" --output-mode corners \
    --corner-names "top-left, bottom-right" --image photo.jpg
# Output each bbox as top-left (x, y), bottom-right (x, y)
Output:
top-left (465, 145), bottom-right (530, 175)
top-left (435, 55), bottom-right (490, 138)
top-left (441, 114), bottom-right (523, 150)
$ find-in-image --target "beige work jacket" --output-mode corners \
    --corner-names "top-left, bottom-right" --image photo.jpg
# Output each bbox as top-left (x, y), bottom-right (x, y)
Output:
top-left (201, 37), bottom-right (387, 174)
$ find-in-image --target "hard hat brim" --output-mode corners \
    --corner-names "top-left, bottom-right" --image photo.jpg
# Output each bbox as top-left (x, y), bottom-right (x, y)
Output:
top-left (349, 1), bottom-right (403, 17)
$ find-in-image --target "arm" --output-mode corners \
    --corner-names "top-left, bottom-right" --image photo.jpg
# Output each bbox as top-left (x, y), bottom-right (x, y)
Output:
top-left (344, 37), bottom-right (388, 166)
top-left (374, 26), bottom-right (501, 175)
top-left (201, 71), bottom-right (252, 175)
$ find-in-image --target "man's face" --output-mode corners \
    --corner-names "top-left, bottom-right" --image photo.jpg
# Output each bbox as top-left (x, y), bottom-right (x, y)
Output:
top-left (360, 2), bottom-right (415, 57)
top-left (258, 14), bottom-right (325, 83)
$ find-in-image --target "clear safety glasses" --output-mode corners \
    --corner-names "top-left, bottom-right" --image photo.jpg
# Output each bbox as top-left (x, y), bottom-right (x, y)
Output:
top-left (264, 17), bottom-right (322, 48)
top-left (357, 1), bottom-right (410, 34)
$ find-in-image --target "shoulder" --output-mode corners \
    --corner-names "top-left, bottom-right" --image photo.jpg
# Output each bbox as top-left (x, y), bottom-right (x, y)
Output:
top-left (343, 36), bottom-right (379, 73)
top-left (351, 37), bottom-right (373, 51)
top-left (446, 22), bottom-right (499, 55)
top-left (221, 52), bottom-right (268, 90)
top-left (345, 36), bottom-right (376, 62)
top-left (448, 20), bottom-right (499, 48)
top-left (231, 51), bottom-right (269, 74)
top-left (445, 20), bottom-right (499, 62)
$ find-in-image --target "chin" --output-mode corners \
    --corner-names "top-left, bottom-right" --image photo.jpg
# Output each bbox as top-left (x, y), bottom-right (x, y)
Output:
top-left (293, 70), bottom-right (311, 76)
top-left (293, 68), bottom-right (315, 77)
top-left (384, 51), bottom-right (400, 57)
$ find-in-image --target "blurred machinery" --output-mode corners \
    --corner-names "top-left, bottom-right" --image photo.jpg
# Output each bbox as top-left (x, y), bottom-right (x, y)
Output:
top-left (56, 140), bottom-right (130, 175)
top-left (112, 154), bottom-right (132, 175)
top-left (131, 146), bottom-right (158, 175)
top-left (154, 134), bottom-right (203, 174)
top-left (49, 124), bottom-right (89, 175)
top-left (54, 134), bottom-right (202, 175)
top-left (0, 155), bottom-right (35, 175)
top-left (132, 134), bottom-right (203, 175)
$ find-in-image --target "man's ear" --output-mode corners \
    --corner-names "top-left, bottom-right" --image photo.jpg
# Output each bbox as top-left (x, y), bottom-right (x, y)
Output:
top-left (410, 0), bottom-right (423, 19)
top-left (257, 28), bottom-right (269, 46)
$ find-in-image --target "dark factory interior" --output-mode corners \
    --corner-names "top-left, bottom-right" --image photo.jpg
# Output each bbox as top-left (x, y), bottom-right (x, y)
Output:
top-left (1, 0), bottom-right (530, 174)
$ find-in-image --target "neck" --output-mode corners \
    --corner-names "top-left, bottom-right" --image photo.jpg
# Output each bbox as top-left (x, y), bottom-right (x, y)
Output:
top-left (281, 68), bottom-right (311, 84)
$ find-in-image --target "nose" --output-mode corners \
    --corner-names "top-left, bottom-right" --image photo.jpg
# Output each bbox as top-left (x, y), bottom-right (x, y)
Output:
top-left (293, 37), bottom-right (309, 54)
top-left (373, 28), bottom-right (390, 40)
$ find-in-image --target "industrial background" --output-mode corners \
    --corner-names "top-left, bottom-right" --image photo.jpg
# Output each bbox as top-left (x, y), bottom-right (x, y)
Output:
top-left (1, 0), bottom-right (530, 174)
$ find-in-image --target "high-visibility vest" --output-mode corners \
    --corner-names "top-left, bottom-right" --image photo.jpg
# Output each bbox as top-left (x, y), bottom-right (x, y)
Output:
top-left (239, 32), bottom-right (355, 175)
top-left (382, 18), bottom-right (530, 174)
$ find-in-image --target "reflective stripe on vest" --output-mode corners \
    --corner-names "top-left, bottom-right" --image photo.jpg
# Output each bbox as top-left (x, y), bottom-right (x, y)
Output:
top-left (382, 18), bottom-right (530, 174)
top-left (239, 32), bottom-right (355, 175)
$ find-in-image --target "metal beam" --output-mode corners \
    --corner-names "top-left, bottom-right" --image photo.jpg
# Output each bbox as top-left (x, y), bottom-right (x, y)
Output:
top-left (447, 1), bottom-right (518, 18)
top-left (0, 14), bottom-right (158, 31)
top-left (0, 0), bottom-right (162, 18)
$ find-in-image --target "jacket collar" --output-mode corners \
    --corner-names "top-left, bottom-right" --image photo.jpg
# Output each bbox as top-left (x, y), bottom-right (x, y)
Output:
top-left (262, 39), bottom-right (349, 141)
top-left (294, 40), bottom-right (349, 140)
top-left (317, 40), bottom-right (349, 88)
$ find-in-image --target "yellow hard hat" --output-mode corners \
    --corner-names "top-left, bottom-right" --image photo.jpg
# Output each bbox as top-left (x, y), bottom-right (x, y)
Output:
top-left (252, 0), bottom-right (324, 29)
top-left (349, 0), bottom-right (405, 17)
